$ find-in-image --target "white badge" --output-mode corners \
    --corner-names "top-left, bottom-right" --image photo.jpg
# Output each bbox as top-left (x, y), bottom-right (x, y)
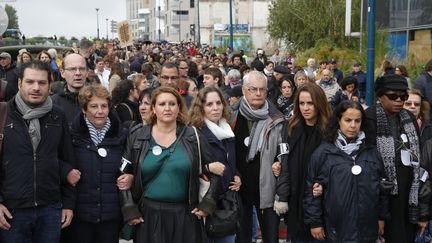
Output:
top-left (152, 145), bottom-right (162, 156)
top-left (401, 149), bottom-right (411, 166)
top-left (351, 165), bottom-right (362, 175)
top-left (98, 148), bottom-right (107, 157)
top-left (244, 137), bottom-right (250, 147)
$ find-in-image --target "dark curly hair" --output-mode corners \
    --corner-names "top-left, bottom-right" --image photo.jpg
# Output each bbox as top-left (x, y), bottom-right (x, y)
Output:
top-left (111, 79), bottom-right (134, 105)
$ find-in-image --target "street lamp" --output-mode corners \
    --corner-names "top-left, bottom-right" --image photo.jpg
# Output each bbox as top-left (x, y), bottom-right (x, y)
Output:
top-left (96, 8), bottom-right (100, 39)
top-left (106, 18), bottom-right (109, 40)
top-left (178, 0), bottom-right (182, 42)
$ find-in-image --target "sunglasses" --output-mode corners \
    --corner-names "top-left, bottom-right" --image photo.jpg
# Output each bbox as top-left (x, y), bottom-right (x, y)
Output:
top-left (404, 101), bottom-right (421, 107)
top-left (385, 93), bottom-right (408, 101)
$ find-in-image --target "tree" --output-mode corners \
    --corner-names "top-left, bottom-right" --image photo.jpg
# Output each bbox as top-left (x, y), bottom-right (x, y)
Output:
top-left (5, 4), bottom-right (18, 29)
top-left (267, 0), bottom-right (361, 51)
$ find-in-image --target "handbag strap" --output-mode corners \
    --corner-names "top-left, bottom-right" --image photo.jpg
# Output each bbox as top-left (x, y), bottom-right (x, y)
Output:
top-left (0, 102), bottom-right (7, 155)
top-left (0, 80), bottom-right (6, 101)
top-left (142, 125), bottom-right (188, 194)
top-left (192, 126), bottom-right (202, 174)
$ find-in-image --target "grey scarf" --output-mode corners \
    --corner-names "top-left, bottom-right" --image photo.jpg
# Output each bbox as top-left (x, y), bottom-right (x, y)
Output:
top-left (376, 103), bottom-right (420, 206)
top-left (239, 97), bottom-right (269, 162)
top-left (335, 130), bottom-right (365, 159)
top-left (15, 94), bottom-right (53, 152)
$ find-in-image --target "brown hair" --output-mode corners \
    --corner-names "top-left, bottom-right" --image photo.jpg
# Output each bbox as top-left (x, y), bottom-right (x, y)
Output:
top-left (78, 84), bottom-right (111, 110)
top-left (408, 89), bottom-right (430, 121)
top-left (37, 50), bottom-right (51, 61)
top-left (145, 86), bottom-right (188, 125)
top-left (288, 83), bottom-right (331, 136)
top-left (189, 86), bottom-right (231, 128)
top-left (203, 67), bottom-right (224, 86)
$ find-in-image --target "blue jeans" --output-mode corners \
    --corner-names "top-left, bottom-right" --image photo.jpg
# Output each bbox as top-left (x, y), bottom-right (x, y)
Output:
top-left (209, 234), bottom-right (236, 243)
top-left (0, 203), bottom-right (62, 243)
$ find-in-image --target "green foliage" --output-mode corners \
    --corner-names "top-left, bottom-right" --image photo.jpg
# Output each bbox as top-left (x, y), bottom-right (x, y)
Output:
top-left (4, 4), bottom-right (18, 29)
top-left (268, 0), bottom-right (361, 51)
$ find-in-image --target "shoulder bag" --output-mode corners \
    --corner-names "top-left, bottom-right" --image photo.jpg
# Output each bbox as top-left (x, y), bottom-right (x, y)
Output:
top-left (0, 102), bottom-right (7, 154)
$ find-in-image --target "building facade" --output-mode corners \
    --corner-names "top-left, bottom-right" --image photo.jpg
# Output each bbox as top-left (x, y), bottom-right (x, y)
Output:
top-left (376, 0), bottom-right (432, 63)
top-left (149, 0), bottom-right (166, 41)
top-left (163, 0), bottom-right (197, 43)
top-left (126, 0), bottom-right (150, 40)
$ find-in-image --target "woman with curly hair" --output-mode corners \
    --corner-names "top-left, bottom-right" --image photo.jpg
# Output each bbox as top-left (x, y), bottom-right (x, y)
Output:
top-left (111, 79), bottom-right (140, 126)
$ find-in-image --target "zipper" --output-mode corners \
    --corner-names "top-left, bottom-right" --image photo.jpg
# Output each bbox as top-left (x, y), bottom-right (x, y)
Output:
top-left (33, 152), bottom-right (38, 206)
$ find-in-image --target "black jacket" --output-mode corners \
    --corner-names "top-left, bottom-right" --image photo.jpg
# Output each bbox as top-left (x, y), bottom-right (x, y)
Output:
top-left (70, 111), bottom-right (127, 223)
top-left (2, 63), bottom-right (19, 101)
top-left (121, 123), bottom-right (219, 222)
top-left (303, 142), bottom-right (389, 242)
top-left (0, 99), bottom-right (76, 209)
top-left (51, 84), bottom-right (81, 125)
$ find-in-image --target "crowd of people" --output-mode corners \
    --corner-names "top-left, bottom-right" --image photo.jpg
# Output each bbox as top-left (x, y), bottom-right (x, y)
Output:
top-left (0, 40), bottom-right (432, 243)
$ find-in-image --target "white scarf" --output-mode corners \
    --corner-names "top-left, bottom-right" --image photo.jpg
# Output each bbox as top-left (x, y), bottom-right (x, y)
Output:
top-left (204, 118), bottom-right (235, 141)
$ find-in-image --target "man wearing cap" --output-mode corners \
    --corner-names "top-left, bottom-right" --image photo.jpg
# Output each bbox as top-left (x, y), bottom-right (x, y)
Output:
top-left (329, 58), bottom-right (344, 84)
top-left (267, 65), bottom-right (290, 101)
top-left (0, 52), bottom-right (19, 101)
top-left (349, 62), bottom-right (366, 99)
top-left (364, 74), bottom-right (429, 243)
top-left (253, 48), bottom-right (267, 66)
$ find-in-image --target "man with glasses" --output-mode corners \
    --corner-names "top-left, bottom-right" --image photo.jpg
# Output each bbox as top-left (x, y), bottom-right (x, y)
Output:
top-left (52, 53), bottom-right (88, 123)
top-left (230, 71), bottom-right (285, 243)
top-left (364, 74), bottom-right (429, 243)
top-left (158, 62), bottom-right (193, 108)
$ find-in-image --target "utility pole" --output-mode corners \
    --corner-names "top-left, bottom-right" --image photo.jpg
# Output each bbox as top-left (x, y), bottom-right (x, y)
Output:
top-left (106, 18), bottom-right (109, 40)
top-left (96, 8), bottom-right (100, 39)
top-left (366, 0), bottom-right (376, 106)
top-left (229, 0), bottom-right (233, 50)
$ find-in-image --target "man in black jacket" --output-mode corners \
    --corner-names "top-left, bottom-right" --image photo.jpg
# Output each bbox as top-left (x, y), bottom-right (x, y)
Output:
top-left (52, 53), bottom-right (88, 124)
top-left (0, 61), bottom-right (77, 242)
top-left (0, 52), bottom-right (19, 101)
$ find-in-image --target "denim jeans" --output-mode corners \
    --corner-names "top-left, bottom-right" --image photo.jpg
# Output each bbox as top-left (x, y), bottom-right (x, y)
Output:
top-left (0, 203), bottom-right (62, 243)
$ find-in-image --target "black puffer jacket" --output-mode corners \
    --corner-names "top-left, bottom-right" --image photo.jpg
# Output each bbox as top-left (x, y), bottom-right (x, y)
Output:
top-left (303, 142), bottom-right (389, 242)
top-left (121, 123), bottom-right (220, 221)
top-left (70, 111), bottom-right (127, 223)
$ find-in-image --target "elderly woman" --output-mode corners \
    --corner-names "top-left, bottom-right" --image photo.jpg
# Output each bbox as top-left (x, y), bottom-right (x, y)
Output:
top-left (304, 100), bottom-right (388, 242)
top-left (294, 70), bottom-right (308, 88)
top-left (65, 85), bottom-right (128, 243)
top-left (121, 86), bottom-right (220, 243)
top-left (189, 86), bottom-right (241, 243)
top-left (404, 89), bottom-right (432, 147)
top-left (274, 83), bottom-right (331, 242)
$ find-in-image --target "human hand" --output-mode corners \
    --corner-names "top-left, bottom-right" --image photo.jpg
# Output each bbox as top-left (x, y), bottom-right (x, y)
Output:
top-left (128, 217), bottom-right (144, 226)
top-left (378, 220), bottom-right (385, 236)
top-left (117, 174), bottom-right (134, 190)
top-left (310, 227), bottom-right (325, 241)
top-left (272, 161), bottom-right (281, 177)
top-left (208, 162), bottom-right (225, 176)
top-left (0, 203), bottom-right (12, 230)
top-left (312, 183), bottom-right (323, 197)
top-left (273, 201), bottom-right (288, 216)
top-left (191, 208), bottom-right (208, 219)
top-left (418, 221), bottom-right (428, 236)
top-left (67, 169), bottom-right (81, 186)
top-left (229, 176), bottom-right (241, 191)
top-left (61, 209), bottom-right (73, 229)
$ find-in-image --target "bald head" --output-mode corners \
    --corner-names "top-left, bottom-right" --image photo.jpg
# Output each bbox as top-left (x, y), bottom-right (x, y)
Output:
top-left (61, 53), bottom-right (88, 92)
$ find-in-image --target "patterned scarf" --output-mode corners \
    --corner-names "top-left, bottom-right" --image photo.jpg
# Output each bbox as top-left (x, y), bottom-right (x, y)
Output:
top-left (376, 103), bottom-right (420, 206)
top-left (85, 116), bottom-right (111, 146)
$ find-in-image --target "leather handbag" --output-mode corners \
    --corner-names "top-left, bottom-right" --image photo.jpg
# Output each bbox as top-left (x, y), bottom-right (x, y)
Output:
top-left (205, 189), bottom-right (241, 237)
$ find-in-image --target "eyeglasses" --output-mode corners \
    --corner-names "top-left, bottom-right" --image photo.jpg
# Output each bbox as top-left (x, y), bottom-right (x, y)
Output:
top-left (160, 75), bottom-right (179, 81)
top-left (64, 67), bottom-right (87, 73)
top-left (246, 85), bottom-right (267, 94)
top-left (405, 101), bottom-right (421, 107)
top-left (385, 93), bottom-right (408, 101)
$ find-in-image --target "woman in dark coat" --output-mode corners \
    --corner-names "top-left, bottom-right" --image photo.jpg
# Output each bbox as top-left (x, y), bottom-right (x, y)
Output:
top-left (189, 86), bottom-right (241, 243)
top-left (274, 83), bottom-right (332, 242)
top-left (111, 79), bottom-right (141, 126)
top-left (65, 85), bottom-right (128, 243)
top-left (304, 100), bottom-right (389, 242)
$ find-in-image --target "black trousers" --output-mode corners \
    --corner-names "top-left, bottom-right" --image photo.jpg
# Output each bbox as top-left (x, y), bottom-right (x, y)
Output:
top-left (236, 200), bottom-right (280, 243)
top-left (64, 218), bottom-right (121, 243)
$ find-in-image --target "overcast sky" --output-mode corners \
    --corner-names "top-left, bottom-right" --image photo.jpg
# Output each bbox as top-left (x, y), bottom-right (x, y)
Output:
top-left (4, 0), bottom-right (126, 39)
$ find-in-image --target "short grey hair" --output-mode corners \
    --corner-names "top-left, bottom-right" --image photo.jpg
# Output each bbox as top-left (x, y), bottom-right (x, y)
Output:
top-left (243, 70), bottom-right (268, 87)
top-left (227, 69), bottom-right (241, 81)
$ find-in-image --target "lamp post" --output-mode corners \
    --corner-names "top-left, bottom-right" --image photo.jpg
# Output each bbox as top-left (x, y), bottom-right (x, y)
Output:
top-left (178, 0), bottom-right (182, 42)
top-left (106, 18), bottom-right (109, 40)
top-left (96, 8), bottom-right (100, 39)
top-left (229, 0), bottom-right (233, 50)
